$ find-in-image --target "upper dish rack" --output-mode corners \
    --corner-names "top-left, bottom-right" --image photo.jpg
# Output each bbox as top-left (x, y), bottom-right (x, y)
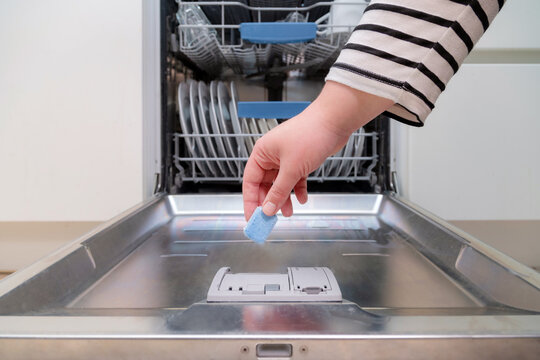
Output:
top-left (175, 0), bottom-right (369, 75)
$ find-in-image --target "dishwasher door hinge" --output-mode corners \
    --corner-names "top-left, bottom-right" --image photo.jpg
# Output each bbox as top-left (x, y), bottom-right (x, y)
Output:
top-left (370, 172), bottom-right (381, 193)
top-left (390, 171), bottom-right (400, 195)
top-left (153, 172), bottom-right (162, 195)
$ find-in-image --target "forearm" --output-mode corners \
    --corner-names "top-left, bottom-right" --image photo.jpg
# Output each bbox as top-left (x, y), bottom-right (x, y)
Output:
top-left (304, 80), bottom-right (394, 139)
top-left (326, 0), bottom-right (506, 126)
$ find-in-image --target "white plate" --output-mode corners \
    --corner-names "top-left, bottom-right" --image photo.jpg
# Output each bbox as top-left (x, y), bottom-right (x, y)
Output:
top-left (267, 118), bottom-right (279, 129)
top-left (313, 148), bottom-right (332, 178)
top-left (326, 147), bottom-right (344, 176)
top-left (189, 80), bottom-right (218, 176)
top-left (208, 81), bottom-right (234, 174)
top-left (310, 165), bottom-right (322, 179)
top-left (248, 118), bottom-right (261, 146)
top-left (347, 127), bottom-right (366, 177)
top-left (178, 81), bottom-right (211, 177)
top-left (241, 118), bottom-right (255, 154)
top-left (257, 118), bottom-right (270, 134)
top-left (333, 134), bottom-right (355, 177)
top-left (319, 158), bottom-right (333, 178)
top-left (209, 81), bottom-right (237, 176)
top-left (217, 82), bottom-right (239, 162)
top-left (198, 81), bottom-right (229, 177)
top-left (229, 81), bottom-right (249, 160)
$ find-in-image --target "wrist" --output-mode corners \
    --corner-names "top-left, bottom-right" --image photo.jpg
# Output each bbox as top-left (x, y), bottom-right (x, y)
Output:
top-left (309, 80), bottom-right (394, 136)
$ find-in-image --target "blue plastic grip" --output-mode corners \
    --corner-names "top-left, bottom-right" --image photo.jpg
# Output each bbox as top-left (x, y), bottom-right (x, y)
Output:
top-left (237, 101), bottom-right (311, 119)
top-left (239, 22), bottom-right (317, 44)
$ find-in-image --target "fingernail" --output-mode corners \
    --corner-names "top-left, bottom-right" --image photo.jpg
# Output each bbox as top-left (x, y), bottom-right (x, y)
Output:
top-left (262, 202), bottom-right (276, 216)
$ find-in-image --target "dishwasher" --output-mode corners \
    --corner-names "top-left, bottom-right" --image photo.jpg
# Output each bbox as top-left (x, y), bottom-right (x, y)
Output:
top-left (1, 1), bottom-right (539, 359)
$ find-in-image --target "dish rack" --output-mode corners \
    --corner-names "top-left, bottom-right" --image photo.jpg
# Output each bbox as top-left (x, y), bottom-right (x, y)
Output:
top-left (172, 1), bottom-right (378, 188)
top-left (172, 80), bottom-right (378, 184)
top-left (173, 125), bottom-right (378, 184)
top-left (175, 1), bottom-right (368, 75)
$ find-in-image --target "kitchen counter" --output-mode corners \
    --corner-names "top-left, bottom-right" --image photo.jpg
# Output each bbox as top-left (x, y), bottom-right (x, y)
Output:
top-left (0, 222), bottom-right (101, 273)
top-left (450, 220), bottom-right (540, 271)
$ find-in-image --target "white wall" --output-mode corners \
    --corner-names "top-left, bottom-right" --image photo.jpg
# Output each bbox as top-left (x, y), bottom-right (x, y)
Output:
top-left (402, 0), bottom-right (540, 220)
top-left (473, 0), bottom-right (540, 50)
top-left (408, 65), bottom-right (540, 220)
top-left (0, 0), bottom-right (144, 221)
top-left (1, 0), bottom-right (537, 223)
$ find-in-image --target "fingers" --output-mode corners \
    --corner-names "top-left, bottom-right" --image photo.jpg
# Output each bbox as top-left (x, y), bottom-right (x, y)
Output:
top-left (281, 195), bottom-right (293, 217)
top-left (294, 177), bottom-right (308, 204)
top-left (243, 147), bottom-right (280, 220)
top-left (262, 166), bottom-right (300, 216)
top-left (258, 183), bottom-right (271, 209)
top-left (242, 155), bottom-right (265, 221)
top-left (257, 177), bottom-right (303, 218)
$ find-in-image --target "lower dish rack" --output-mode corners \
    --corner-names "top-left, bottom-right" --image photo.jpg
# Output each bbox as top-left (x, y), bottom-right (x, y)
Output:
top-left (173, 80), bottom-right (378, 184)
top-left (173, 131), bottom-right (378, 183)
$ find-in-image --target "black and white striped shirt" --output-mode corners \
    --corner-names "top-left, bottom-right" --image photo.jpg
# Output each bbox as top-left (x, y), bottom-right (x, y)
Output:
top-left (326, 0), bottom-right (506, 126)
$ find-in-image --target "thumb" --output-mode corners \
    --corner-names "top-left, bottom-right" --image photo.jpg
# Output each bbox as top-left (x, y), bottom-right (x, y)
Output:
top-left (262, 167), bottom-right (300, 216)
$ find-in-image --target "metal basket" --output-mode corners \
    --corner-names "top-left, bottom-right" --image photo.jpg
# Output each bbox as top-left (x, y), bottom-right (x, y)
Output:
top-left (173, 130), bottom-right (378, 183)
top-left (220, 45), bottom-right (271, 74)
top-left (176, 1), bottom-right (369, 75)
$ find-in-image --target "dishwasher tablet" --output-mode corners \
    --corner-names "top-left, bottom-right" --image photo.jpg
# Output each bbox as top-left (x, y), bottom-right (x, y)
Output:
top-left (243, 206), bottom-right (278, 243)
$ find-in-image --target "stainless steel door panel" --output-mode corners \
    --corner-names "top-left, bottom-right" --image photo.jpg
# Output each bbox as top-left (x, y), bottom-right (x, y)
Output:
top-left (1, 338), bottom-right (539, 360)
top-left (68, 213), bottom-right (478, 310)
top-left (0, 194), bottom-right (538, 358)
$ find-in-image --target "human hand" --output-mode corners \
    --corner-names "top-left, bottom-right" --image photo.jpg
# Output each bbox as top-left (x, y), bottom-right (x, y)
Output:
top-left (242, 81), bottom-right (393, 220)
top-left (242, 108), bottom-right (350, 220)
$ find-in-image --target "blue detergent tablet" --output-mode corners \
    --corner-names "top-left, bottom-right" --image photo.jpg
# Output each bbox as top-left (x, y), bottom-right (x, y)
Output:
top-left (243, 206), bottom-right (278, 243)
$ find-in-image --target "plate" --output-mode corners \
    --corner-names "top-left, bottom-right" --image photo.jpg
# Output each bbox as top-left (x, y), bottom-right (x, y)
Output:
top-left (267, 118), bottom-right (279, 129)
top-left (199, 81), bottom-right (230, 176)
top-left (217, 82), bottom-right (240, 164)
top-left (319, 159), bottom-right (332, 178)
top-left (248, 117), bottom-right (261, 146)
top-left (347, 127), bottom-right (366, 177)
top-left (229, 81), bottom-right (249, 161)
top-left (326, 147), bottom-right (344, 176)
top-left (178, 81), bottom-right (212, 177)
top-left (310, 165), bottom-right (322, 179)
top-left (333, 133), bottom-right (355, 177)
top-left (241, 119), bottom-right (255, 154)
top-left (209, 81), bottom-right (237, 176)
top-left (257, 118), bottom-right (270, 134)
top-left (189, 80), bottom-right (218, 177)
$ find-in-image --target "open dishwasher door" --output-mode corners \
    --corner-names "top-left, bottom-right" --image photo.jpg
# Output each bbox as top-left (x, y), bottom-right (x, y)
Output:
top-left (1, 0), bottom-right (539, 358)
top-left (1, 194), bottom-right (539, 359)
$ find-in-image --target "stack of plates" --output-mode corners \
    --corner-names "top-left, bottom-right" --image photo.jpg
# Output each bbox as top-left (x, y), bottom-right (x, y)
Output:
top-left (313, 127), bottom-right (366, 179)
top-left (177, 80), bottom-right (279, 178)
top-left (178, 80), bottom-right (365, 180)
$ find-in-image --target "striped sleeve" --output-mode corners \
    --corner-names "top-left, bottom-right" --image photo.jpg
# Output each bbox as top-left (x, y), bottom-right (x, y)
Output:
top-left (325, 0), bottom-right (506, 126)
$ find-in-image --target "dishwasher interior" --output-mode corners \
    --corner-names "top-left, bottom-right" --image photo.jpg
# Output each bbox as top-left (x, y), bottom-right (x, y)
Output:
top-left (163, 0), bottom-right (391, 195)
top-left (0, 1), bottom-right (539, 358)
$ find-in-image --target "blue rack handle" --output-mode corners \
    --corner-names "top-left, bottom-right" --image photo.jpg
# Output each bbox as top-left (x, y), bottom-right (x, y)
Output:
top-left (239, 22), bottom-right (317, 44)
top-left (237, 101), bottom-right (311, 119)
